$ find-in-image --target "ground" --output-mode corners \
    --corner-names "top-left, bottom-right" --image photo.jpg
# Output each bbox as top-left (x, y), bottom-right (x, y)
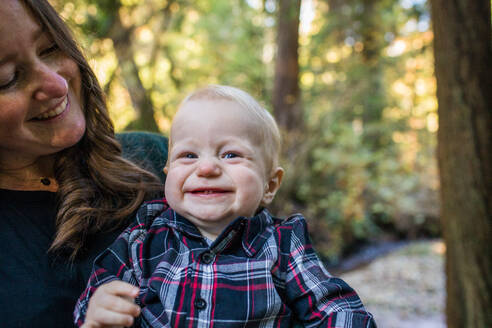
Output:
top-left (340, 240), bottom-right (446, 328)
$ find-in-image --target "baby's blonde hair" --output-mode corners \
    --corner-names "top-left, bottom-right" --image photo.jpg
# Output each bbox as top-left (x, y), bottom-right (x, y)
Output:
top-left (177, 85), bottom-right (281, 175)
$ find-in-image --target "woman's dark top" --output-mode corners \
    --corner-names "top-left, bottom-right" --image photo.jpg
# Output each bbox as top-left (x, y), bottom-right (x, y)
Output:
top-left (0, 132), bottom-right (168, 328)
top-left (0, 189), bottom-right (126, 327)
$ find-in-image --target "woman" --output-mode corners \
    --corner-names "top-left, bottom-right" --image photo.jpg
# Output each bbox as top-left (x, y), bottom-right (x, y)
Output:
top-left (0, 0), bottom-right (166, 326)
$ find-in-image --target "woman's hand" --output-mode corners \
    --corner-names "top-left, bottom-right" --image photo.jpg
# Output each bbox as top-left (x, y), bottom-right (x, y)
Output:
top-left (82, 280), bottom-right (141, 328)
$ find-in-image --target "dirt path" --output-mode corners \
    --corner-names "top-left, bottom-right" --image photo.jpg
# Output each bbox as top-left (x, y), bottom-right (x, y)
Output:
top-left (339, 240), bottom-right (446, 328)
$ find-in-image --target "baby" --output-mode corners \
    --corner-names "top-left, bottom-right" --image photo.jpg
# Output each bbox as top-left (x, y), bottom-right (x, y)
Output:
top-left (75, 85), bottom-right (376, 328)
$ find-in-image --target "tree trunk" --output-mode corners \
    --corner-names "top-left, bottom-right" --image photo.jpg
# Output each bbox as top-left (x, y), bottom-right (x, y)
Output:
top-left (430, 1), bottom-right (492, 327)
top-left (269, 0), bottom-right (304, 217)
top-left (272, 0), bottom-right (302, 133)
top-left (359, 0), bottom-right (385, 150)
top-left (108, 5), bottom-right (159, 132)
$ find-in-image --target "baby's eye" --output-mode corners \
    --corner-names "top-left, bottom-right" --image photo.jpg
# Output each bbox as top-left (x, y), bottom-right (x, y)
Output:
top-left (223, 152), bottom-right (240, 159)
top-left (182, 152), bottom-right (197, 159)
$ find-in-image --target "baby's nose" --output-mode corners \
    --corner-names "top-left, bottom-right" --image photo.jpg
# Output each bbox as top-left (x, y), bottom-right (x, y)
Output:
top-left (196, 158), bottom-right (221, 176)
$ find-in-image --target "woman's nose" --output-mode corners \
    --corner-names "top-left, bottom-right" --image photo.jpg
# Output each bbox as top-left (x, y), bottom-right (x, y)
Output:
top-left (33, 64), bottom-right (68, 101)
top-left (196, 158), bottom-right (221, 177)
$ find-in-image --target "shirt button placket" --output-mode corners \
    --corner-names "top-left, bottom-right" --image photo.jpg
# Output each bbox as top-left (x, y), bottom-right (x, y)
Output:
top-left (201, 251), bottom-right (214, 264)
top-left (195, 251), bottom-right (213, 319)
top-left (194, 297), bottom-right (207, 311)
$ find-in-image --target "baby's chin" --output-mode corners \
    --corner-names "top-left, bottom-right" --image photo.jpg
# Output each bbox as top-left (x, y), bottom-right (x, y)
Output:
top-left (187, 213), bottom-right (237, 224)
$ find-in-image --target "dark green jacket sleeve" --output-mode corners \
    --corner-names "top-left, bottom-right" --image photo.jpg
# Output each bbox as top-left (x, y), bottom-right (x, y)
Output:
top-left (116, 131), bottom-right (168, 183)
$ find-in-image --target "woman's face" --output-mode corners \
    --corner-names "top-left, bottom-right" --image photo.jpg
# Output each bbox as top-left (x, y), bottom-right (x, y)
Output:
top-left (0, 0), bottom-right (85, 170)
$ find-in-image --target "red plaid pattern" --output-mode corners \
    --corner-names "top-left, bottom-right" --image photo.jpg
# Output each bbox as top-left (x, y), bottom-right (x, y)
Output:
top-left (74, 199), bottom-right (376, 327)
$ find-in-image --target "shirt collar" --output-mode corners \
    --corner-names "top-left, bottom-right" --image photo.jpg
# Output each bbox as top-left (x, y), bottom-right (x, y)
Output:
top-left (161, 210), bottom-right (204, 239)
top-left (155, 207), bottom-right (277, 257)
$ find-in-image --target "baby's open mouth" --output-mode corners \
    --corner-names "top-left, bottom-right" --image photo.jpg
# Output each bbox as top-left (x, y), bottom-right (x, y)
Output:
top-left (191, 189), bottom-right (229, 194)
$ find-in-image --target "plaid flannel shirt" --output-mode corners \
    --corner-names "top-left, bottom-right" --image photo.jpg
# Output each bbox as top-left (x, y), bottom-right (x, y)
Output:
top-left (74, 199), bottom-right (376, 328)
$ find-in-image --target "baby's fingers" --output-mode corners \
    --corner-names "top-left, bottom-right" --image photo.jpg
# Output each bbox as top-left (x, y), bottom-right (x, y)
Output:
top-left (98, 280), bottom-right (139, 299)
top-left (85, 281), bottom-right (141, 327)
top-left (85, 306), bottom-right (135, 327)
top-left (98, 292), bottom-right (141, 317)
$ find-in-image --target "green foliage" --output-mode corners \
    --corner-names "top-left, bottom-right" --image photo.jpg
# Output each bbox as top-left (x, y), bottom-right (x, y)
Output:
top-left (54, 0), bottom-right (270, 129)
top-left (54, 0), bottom-right (440, 261)
top-left (275, 0), bottom-right (439, 262)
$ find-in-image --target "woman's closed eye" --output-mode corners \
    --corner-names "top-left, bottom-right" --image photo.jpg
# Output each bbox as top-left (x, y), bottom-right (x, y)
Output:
top-left (0, 71), bottom-right (19, 91)
top-left (0, 43), bottom-right (60, 92)
top-left (39, 43), bottom-right (60, 57)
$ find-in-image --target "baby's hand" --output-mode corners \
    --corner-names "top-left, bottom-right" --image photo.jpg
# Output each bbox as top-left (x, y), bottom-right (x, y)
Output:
top-left (82, 280), bottom-right (140, 328)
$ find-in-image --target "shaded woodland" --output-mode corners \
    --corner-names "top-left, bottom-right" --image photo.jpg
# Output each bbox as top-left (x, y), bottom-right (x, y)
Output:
top-left (51, 0), bottom-right (491, 326)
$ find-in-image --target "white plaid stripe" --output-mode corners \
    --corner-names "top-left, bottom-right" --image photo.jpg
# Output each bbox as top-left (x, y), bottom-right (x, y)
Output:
top-left (74, 201), bottom-right (376, 327)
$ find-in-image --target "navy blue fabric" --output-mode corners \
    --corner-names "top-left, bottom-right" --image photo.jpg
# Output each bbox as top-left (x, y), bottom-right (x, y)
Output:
top-left (75, 200), bottom-right (376, 328)
top-left (0, 132), bottom-right (168, 327)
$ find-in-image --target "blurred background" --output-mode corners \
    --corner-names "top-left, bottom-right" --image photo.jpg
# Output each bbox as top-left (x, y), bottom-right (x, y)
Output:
top-left (50, 0), bottom-right (463, 326)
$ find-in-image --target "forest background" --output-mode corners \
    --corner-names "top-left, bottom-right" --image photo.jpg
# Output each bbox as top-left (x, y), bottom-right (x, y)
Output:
top-left (52, 1), bottom-right (492, 327)
top-left (53, 0), bottom-right (439, 263)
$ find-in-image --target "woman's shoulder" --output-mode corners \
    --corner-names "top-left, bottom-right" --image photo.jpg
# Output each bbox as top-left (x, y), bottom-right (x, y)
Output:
top-left (116, 131), bottom-right (169, 183)
top-left (116, 131), bottom-right (168, 148)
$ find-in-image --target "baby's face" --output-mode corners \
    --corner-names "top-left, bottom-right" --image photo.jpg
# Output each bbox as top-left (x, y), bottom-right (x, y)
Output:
top-left (164, 99), bottom-right (282, 240)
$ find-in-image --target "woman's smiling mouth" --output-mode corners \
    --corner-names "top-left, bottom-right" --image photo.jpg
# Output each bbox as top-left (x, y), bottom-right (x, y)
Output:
top-left (32, 96), bottom-right (69, 120)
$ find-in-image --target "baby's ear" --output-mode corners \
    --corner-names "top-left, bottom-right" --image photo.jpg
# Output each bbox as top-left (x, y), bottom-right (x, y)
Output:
top-left (261, 167), bottom-right (284, 206)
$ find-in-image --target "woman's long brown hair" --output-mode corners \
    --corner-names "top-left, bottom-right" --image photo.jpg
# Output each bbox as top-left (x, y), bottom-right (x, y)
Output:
top-left (23, 0), bottom-right (163, 259)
